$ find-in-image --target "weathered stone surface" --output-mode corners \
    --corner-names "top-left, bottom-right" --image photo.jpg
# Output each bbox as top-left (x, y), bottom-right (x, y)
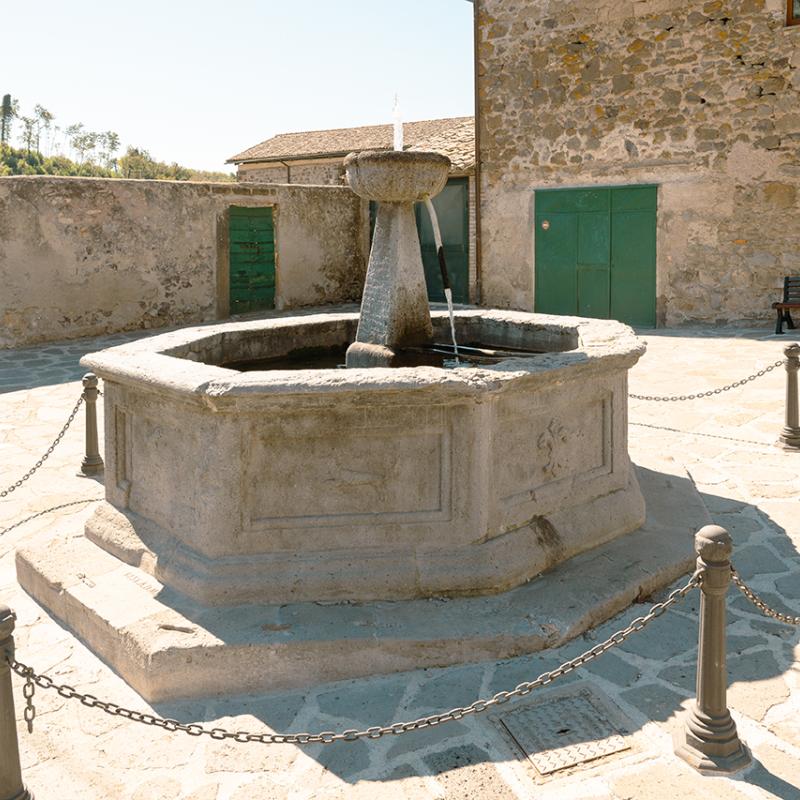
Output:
top-left (14, 455), bottom-right (706, 701)
top-left (619, 683), bottom-right (688, 720)
top-left (611, 761), bottom-right (751, 799)
top-left (423, 745), bottom-right (518, 799)
top-left (727, 649), bottom-right (790, 720)
top-left (0, 177), bottom-right (369, 349)
top-left (345, 151), bottom-right (449, 364)
top-left (476, 0), bottom-right (800, 325)
top-left (344, 150), bottom-right (450, 204)
top-left (65, 310), bottom-right (646, 605)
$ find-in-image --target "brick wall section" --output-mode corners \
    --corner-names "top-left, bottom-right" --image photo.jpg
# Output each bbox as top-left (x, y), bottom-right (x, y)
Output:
top-left (477, 0), bottom-right (800, 324)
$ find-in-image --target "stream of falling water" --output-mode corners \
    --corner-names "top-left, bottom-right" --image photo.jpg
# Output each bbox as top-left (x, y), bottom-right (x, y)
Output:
top-left (393, 95), bottom-right (404, 151)
top-left (423, 196), bottom-right (460, 365)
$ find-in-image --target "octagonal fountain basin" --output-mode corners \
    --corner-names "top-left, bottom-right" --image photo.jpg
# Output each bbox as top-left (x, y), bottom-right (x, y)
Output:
top-left (78, 309), bottom-right (645, 607)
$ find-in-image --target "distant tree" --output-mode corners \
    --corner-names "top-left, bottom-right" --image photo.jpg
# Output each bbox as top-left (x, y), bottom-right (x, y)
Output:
top-left (117, 146), bottom-right (187, 180)
top-left (74, 131), bottom-right (98, 164)
top-left (0, 94), bottom-right (16, 143)
top-left (19, 115), bottom-right (36, 154)
top-left (33, 104), bottom-right (54, 154)
top-left (118, 146), bottom-right (152, 178)
top-left (98, 130), bottom-right (120, 170)
top-left (65, 123), bottom-right (84, 161)
top-left (1, 102), bottom-right (234, 183)
top-left (50, 124), bottom-right (62, 154)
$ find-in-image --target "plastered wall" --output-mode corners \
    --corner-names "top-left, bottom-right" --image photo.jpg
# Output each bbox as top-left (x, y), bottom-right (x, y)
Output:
top-left (0, 177), bottom-right (367, 348)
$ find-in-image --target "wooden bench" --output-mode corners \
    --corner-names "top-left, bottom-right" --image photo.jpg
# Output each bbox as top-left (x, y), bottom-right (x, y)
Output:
top-left (773, 276), bottom-right (800, 334)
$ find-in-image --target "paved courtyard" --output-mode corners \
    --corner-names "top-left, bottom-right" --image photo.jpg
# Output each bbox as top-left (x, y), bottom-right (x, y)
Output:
top-left (0, 321), bottom-right (798, 800)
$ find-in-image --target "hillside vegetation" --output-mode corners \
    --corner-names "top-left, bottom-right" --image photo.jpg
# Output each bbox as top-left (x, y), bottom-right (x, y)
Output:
top-left (0, 93), bottom-right (234, 182)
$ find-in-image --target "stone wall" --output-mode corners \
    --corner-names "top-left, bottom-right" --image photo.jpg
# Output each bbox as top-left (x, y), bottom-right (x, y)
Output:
top-left (477, 0), bottom-right (800, 324)
top-left (238, 164), bottom-right (289, 183)
top-left (237, 161), bottom-right (344, 185)
top-left (0, 177), bottom-right (368, 348)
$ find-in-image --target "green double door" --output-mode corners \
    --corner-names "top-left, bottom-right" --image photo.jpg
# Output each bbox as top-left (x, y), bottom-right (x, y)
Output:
top-left (229, 206), bottom-right (275, 314)
top-left (416, 177), bottom-right (470, 303)
top-left (534, 186), bottom-right (657, 327)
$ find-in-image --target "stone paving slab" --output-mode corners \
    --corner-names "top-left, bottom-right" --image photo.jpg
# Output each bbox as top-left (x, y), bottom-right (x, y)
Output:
top-left (0, 323), bottom-right (798, 799)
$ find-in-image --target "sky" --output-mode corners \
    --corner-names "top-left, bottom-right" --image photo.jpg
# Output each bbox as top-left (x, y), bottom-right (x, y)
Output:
top-left (1, 0), bottom-right (475, 173)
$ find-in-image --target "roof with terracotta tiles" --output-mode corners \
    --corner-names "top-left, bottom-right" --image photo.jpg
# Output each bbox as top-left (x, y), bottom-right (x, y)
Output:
top-left (228, 117), bottom-right (475, 173)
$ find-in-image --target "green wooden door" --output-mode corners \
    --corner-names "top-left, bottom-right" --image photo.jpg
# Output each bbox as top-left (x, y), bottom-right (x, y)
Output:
top-left (610, 187), bottom-right (657, 327)
top-left (229, 206), bottom-right (275, 314)
top-left (415, 177), bottom-right (470, 303)
top-left (535, 186), bottom-right (657, 327)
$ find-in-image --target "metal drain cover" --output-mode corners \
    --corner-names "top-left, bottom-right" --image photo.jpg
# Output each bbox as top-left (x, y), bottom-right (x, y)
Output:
top-left (498, 687), bottom-right (630, 775)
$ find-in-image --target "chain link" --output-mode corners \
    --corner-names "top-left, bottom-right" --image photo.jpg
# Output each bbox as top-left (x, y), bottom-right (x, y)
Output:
top-left (630, 359), bottom-right (785, 402)
top-left (1, 395), bottom-right (85, 497)
top-left (0, 498), bottom-right (102, 537)
top-left (6, 572), bottom-right (700, 746)
top-left (731, 567), bottom-right (800, 626)
top-left (629, 421), bottom-right (775, 448)
top-left (21, 666), bottom-right (36, 733)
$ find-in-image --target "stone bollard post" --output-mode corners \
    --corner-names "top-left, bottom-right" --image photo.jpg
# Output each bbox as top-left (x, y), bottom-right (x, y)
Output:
top-left (674, 525), bottom-right (751, 775)
top-left (779, 343), bottom-right (800, 449)
top-left (0, 606), bottom-right (33, 800)
top-left (79, 373), bottom-right (104, 477)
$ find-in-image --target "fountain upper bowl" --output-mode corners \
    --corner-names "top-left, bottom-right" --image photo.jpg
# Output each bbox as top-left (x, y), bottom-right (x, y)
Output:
top-left (345, 150), bottom-right (451, 203)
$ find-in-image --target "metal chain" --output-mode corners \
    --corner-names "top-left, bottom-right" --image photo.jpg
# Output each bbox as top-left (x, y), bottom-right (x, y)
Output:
top-left (629, 421), bottom-right (775, 448)
top-left (21, 666), bottom-right (36, 733)
top-left (6, 572), bottom-right (700, 744)
top-left (630, 359), bottom-right (785, 402)
top-left (0, 497), bottom-right (102, 537)
top-left (731, 567), bottom-right (800, 626)
top-left (0, 395), bottom-right (85, 497)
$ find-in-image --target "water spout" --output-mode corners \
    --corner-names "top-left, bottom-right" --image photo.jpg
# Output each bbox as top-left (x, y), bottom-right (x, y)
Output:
top-left (393, 95), bottom-right (403, 151)
top-left (423, 195), bottom-right (460, 365)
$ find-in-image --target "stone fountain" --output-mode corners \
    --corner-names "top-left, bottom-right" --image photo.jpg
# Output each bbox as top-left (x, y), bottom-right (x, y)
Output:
top-left (344, 150), bottom-right (448, 368)
top-left (16, 151), bottom-right (708, 702)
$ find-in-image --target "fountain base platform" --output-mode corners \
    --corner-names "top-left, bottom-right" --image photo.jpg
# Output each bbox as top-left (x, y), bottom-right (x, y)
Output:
top-left (17, 458), bottom-right (708, 702)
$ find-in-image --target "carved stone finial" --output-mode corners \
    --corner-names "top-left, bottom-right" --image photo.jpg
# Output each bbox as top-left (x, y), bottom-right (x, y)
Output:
top-left (695, 524), bottom-right (732, 563)
top-left (0, 604), bottom-right (15, 641)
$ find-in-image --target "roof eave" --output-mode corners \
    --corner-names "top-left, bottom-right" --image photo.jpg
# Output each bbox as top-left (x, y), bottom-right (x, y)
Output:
top-left (228, 147), bottom-right (384, 166)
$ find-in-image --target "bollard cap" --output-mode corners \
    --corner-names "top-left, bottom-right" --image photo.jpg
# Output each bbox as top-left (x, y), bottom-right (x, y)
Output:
top-left (785, 343), bottom-right (800, 358)
top-left (695, 525), bottom-right (732, 562)
top-left (0, 604), bottom-right (15, 640)
top-left (82, 373), bottom-right (99, 387)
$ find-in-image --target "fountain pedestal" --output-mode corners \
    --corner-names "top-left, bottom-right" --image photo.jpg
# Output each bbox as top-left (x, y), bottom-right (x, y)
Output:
top-left (345, 150), bottom-right (449, 368)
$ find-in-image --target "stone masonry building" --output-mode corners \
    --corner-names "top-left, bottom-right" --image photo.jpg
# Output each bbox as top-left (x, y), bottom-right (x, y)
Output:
top-left (229, 118), bottom-right (480, 303)
top-left (474, 0), bottom-right (800, 326)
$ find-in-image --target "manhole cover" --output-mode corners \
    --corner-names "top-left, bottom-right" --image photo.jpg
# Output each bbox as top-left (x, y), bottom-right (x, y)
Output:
top-left (498, 686), bottom-right (631, 775)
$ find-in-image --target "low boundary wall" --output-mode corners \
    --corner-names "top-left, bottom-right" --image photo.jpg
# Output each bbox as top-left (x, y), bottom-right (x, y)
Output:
top-left (0, 176), bottom-right (369, 348)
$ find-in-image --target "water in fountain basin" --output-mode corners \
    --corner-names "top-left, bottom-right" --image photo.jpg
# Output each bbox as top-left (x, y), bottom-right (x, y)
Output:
top-left (423, 196), bottom-right (460, 365)
top-left (221, 342), bottom-right (544, 372)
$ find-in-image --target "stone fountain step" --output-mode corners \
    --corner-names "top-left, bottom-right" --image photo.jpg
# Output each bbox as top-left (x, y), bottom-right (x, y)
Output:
top-left (15, 458), bottom-right (708, 703)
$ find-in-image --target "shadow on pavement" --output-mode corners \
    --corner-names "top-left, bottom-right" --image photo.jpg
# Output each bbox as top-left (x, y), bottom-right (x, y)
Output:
top-left (125, 487), bottom-right (800, 790)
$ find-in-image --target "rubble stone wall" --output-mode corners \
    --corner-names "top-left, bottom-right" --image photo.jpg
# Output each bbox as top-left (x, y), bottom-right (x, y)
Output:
top-left (0, 177), bottom-right (367, 348)
top-left (237, 161), bottom-right (344, 185)
top-left (477, 0), bottom-right (800, 324)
